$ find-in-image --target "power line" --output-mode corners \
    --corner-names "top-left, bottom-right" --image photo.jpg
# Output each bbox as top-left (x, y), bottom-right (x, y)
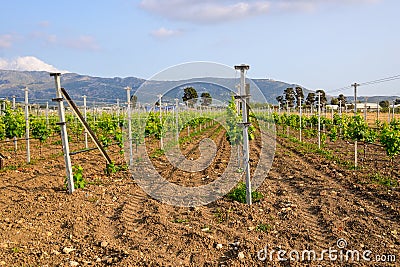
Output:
top-left (327, 74), bottom-right (400, 95)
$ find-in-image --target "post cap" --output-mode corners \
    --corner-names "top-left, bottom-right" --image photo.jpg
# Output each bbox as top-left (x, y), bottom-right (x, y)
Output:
top-left (234, 64), bottom-right (250, 70)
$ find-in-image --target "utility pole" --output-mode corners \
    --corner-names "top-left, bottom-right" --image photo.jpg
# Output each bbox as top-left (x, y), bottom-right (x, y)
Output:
top-left (352, 82), bottom-right (360, 168)
top-left (234, 64), bottom-right (252, 205)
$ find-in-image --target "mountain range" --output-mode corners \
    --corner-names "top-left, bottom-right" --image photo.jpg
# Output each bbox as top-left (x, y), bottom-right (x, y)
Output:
top-left (0, 70), bottom-right (398, 106)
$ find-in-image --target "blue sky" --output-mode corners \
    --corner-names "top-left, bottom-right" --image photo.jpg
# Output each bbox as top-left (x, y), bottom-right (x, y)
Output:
top-left (0, 0), bottom-right (399, 96)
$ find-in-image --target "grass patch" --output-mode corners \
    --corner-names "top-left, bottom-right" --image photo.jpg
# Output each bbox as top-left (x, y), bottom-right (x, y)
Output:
top-left (256, 223), bottom-right (272, 233)
top-left (226, 182), bottom-right (264, 204)
top-left (150, 148), bottom-right (165, 158)
top-left (172, 218), bottom-right (189, 223)
top-left (371, 173), bottom-right (399, 187)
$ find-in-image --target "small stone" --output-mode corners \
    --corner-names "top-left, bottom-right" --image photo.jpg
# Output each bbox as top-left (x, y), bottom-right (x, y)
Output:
top-left (100, 241), bottom-right (108, 248)
top-left (51, 249), bottom-right (60, 255)
top-left (46, 231), bottom-right (52, 237)
top-left (69, 260), bottom-right (79, 266)
top-left (0, 243), bottom-right (8, 249)
top-left (63, 247), bottom-right (76, 254)
top-left (216, 244), bottom-right (223, 249)
top-left (238, 251), bottom-right (245, 259)
top-left (359, 207), bottom-right (365, 212)
top-left (96, 258), bottom-right (101, 263)
top-left (0, 261), bottom-right (6, 266)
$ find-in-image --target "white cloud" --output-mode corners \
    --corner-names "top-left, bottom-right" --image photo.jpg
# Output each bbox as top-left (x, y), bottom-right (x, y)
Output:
top-left (151, 27), bottom-right (183, 38)
top-left (65, 35), bottom-right (100, 51)
top-left (140, 0), bottom-right (380, 24)
top-left (0, 34), bottom-right (15, 48)
top-left (141, 0), bottom-right (271, 23)
top-left (0, 56), bottom-right (69, 73)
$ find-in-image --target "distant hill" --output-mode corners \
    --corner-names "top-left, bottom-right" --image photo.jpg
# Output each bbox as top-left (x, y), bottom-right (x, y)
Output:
top-left (0, 70), bottom-right (145, 104)
top-left (0, 70), bottom-right (315, 106)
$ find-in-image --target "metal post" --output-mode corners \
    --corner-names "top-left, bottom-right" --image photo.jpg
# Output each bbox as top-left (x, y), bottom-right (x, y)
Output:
top-left (364, 97), bottom-right (368, 121)
top-left (50, 73), bottom-right (74, 193)
top-left (126, 87), bottom-right (133, 167)
top-left (317, 92), bottom-right (321, 149)
top-left (376, 102), bottom-right (379, 123)
top-left (24, 87), bottom-right (30, 163)
top-left (175, 98), bottom-right (179, 142)
top-left (158, 94), bottom-right (164, 150)
top-left (116, 98), bottom-right (120, 125)
top-left (339, 100), bottom-right (342, 117)
top-left (352, 82), bottom-right (359, 168)
top-left (83, 95), bottom-right (88, 149)
top-left (235, 64), bottom-right (252, 205)
top-left (12, 95), bottom-right (16, 109)
top-left (299, 96), bottom-right (302, 142)
top-left (392, 100), bottom-right (395, 121)
top-left (45, 101), bottom-right (49, 127)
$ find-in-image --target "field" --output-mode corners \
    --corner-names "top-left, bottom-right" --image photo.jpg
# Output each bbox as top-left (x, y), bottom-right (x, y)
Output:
top-left (0, 103), bottom-right (399, 266)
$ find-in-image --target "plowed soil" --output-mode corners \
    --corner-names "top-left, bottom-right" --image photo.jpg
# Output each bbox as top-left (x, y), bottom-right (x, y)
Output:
top-left (0, 125), bottom-right (399, 266)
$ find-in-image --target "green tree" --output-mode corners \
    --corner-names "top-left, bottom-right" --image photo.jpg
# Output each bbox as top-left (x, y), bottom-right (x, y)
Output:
top-left (284, 87), bottom-right (296, 108)
top-left (338, 94), bottom-right (347, 105)
top-left (305, 92), bottom-right (316, 108)
top-left (315, 89), bottom-right (327, 107)
top-left (276, 95), bottom-right (285, 107)
top-left (200, 92), bottom-right (212, 106)
top-left (331, 98), bottom-right (339, 105)
top-left (295, 86), bottom-right (304, 107)
top-left (379, 100), bottom-right (390, 108)
top-left (182, 87), bottom-right (198, 108)
top-left (131, 95), bottom-right (138, 109)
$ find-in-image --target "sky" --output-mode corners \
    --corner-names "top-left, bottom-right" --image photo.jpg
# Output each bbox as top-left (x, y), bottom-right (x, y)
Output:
top-left (0, 0), bottom-right (399, 96)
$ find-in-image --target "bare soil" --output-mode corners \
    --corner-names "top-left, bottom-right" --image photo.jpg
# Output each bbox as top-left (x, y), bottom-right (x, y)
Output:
top-left (0, 125), bottom-right (399, 266)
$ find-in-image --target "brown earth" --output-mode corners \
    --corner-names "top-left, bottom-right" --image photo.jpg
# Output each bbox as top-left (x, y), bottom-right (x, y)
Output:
top-left (0, 124), bottom-right (399, 266)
